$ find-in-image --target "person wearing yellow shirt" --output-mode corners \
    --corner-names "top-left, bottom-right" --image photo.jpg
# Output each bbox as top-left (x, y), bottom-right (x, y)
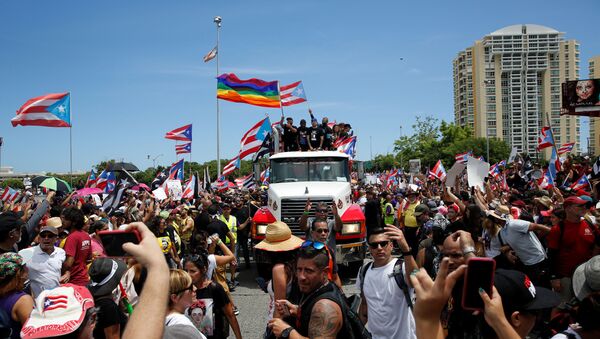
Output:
top-left (218, 203), bottom-right (238, 288)
top-left (399, 190), bottom-right (421, 256)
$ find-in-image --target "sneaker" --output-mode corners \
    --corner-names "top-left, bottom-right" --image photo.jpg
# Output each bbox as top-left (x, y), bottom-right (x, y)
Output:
top-left (233, 306), bottom-right (240, 316)
top-left (233, 279), bottom-right (240, 287)
top-left (227, 281), bottom-right (236, 291)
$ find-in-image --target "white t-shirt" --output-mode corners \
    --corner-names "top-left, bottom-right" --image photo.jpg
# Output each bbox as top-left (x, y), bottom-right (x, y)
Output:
top-left (499, 219), bottom-right (546, 266)
top-left (206, 254), bottom-right (217, 280)
top-left (165, 313), bottom-right (207, 339)
top-left (355, 259), bottom-right (416, 339)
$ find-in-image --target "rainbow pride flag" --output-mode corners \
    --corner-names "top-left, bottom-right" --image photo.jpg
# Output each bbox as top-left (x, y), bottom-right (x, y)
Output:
top-left (217, 73), bottom-right (280, 108)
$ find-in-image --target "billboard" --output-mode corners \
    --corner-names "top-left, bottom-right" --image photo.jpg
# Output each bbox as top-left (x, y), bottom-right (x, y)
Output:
top-left (561, 79), bottom-right (600, 116)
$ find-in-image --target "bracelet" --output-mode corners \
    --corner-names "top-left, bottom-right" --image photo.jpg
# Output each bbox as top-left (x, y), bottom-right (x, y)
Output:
top-left (217, 239), bottom-right (222, 245)
top-left (303, 211), bottom-right (310, 216)
top-left (462, 246), bottom-right (476, 256)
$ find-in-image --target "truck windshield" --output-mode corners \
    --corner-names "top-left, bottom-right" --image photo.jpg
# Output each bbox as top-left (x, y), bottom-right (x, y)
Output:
top-left (271, 157), bottom-right (349, 183)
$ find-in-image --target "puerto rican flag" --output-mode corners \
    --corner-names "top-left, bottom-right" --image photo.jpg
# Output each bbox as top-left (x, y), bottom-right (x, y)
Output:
top-left (335, 136), bottom-right (357, 159)
top-left (260, 167), bottom-right (270, 185)
top-left (0, 188), bottom-right (19, 202)
top-left (168, 159), bottom-right (184, 180)
top-left (239, 117), bottom-right (272, 160)
top-left (489, 163), bottom-right (501, 179)
top-left (537, 126), bottom-right (554, 150)
top-left (557, 142), bottom-right (575, 155)
top-left (12, 92), bottom-right (71, 128)
top-left (235, 173), bottom-right (256, 189)
top-left (95, 170), bottom-right (116, 193)
top-left (222, 156), bottom-right (240, 176)
top-left (280, 81), bottom-right (307, 107)
top-left (175, 143), bottom-right (192, 155)
top-left (165, 124), bottom-right (192, 142)
top-left (84, 169), bottom-right (97, 188)
top-left (538, 169), bottom-right (554, 189)
top-left (455, 151), bottom-right (473, 164)
top-left (428, 160), bottom-right (446, 180)
top-left (182, 175), bottom-right (196, 199)
top-left (571, 174), bottom-right (591, 191)
top-left (43, 295), bottom-right (68, 311)
top-left (498, 160), bottom-right (507, 167)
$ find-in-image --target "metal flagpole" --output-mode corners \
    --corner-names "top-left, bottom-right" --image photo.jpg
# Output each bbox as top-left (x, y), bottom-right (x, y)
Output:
top-left (69, 94), bottom-right (73, 187)
top-left (215, 16), bottom-right (222, 176)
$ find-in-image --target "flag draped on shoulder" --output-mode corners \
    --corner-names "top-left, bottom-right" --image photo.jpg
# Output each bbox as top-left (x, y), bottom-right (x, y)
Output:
top-left (537, 126), bottom-right (554, 150)
top-left (168, 159), bottom-right (184, 180)
top-left (175, 142), bottom-right (192, 155)
top-left (165, 124), bottom-right (192, 141)
top-left (217, 73), bottom-right (280, 108)
top-left (12, 92), bottom-right (71, 128)
top-left (280, 81), bottom-right (307, 107)
top-left (203, 46), bottom-right (217, 63)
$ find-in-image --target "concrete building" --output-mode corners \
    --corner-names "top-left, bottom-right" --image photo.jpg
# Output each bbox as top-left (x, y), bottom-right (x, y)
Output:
top-left (453, 24), bottom-right (580, 159)
top-left (588, 56), bottom-right (600, 156)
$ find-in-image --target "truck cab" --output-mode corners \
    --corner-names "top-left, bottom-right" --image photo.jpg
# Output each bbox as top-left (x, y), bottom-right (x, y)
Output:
top-left (251, 151), bottom-right (366, 274)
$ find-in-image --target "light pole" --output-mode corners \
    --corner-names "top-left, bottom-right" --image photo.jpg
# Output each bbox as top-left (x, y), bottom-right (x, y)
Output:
top-left (399, 125), bottom-right (403, 170)
top-left (214, 16), bottom-right (222, 176)
top-left (148, 154), bottom-right (163, 168)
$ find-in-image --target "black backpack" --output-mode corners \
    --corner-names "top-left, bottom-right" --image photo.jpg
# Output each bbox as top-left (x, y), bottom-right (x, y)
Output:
top-left (359, 258), bottom-right (413, 309)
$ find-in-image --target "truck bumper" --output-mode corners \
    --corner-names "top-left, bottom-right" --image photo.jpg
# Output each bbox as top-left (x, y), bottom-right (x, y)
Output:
top-left (335, 241), bottom-right (366, 265)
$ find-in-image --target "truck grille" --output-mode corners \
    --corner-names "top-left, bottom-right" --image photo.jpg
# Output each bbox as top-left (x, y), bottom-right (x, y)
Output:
top-left (280, 198), bottom-right (333, 236)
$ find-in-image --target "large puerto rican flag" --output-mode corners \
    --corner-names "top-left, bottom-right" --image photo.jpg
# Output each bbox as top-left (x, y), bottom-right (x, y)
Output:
top-left (280, 81), bottom-right (307, 107)
top-left (165, 124), bottom-right (192, 142)
top-left (12, 93), bottom-right (71, 127)
top-left (238, 117), bottom-right (272, 159)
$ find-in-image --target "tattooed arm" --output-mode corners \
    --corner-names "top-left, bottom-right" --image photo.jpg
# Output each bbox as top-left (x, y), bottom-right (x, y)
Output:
top-left (307, 299), bottom-right (343, 339)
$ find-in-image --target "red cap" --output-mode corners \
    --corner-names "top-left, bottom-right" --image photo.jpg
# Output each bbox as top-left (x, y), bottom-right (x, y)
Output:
top-left (512, 200), bottom-right (526, 208)
top-left (563, 196), bottom-right (587, 207)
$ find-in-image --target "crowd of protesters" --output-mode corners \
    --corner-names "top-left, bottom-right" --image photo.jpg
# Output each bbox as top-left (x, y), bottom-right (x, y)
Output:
top-left (0, 151), bottom-right (600, 339)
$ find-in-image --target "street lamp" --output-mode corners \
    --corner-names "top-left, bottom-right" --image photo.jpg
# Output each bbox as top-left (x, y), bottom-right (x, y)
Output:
top-left (148, 154), bottom-right (163, 168)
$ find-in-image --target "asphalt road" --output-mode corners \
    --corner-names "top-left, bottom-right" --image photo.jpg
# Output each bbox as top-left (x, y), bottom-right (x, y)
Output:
top-left (228, 265), bottom-right (361, 338)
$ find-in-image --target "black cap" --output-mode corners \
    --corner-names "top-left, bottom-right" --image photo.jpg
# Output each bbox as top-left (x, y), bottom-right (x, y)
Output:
top-left (413, 204), bottom-right (430, 217)
top-left (0, 212), bottom-right (25, 233)
top-left (494, 269), bottom-right (560, 312)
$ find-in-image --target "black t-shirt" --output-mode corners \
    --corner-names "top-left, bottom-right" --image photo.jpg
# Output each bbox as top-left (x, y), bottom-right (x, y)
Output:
top-left (321, 124), bottom-right (333, 149)
top-left (207, 219), bottom-right (230, 254)
top-left (232, 207), bottom-right (249, 237)
top-left (189, 282), bottom-right (231, 339)
top-left (283, 124), bottom-right (298, 145)
top-left (93, 297), bottom-right (127, 339)
top-left (194, 211), bottom-right (211, 234)
top-left (308, 126), bottom-right (324, 148)
top-left (297, 126), bottom-right (309, 146)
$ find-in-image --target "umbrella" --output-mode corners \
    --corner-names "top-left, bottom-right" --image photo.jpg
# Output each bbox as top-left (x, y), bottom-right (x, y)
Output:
top-left (74, 187), bottom-right (103, 197)
top-left (107, 162), bottom-right (139, 172)
top-left (132, 183), bottom-right (150, 191)
top-left (31, 176), bottom-right (51, 187)
top-left (39, 177), bottom-right (72, 193)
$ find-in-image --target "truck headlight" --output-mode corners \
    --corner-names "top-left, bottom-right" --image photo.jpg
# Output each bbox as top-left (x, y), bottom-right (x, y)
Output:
top-left (256, 224), bottom-right (268, 235)
top-left (341, 223), bottom-right (360, 235)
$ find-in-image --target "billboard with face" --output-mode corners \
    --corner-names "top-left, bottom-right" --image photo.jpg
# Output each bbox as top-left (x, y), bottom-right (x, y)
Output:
top-left (561, 79), bottom-right (600, 116)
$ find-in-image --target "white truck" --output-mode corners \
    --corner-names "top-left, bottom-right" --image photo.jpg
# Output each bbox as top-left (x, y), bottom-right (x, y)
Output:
top-left (251, 151), bottom-right (366, 275)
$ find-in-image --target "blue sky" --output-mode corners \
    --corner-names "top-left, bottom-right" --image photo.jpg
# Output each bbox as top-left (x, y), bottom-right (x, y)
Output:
top-left (1, 0), bottom-right (599, 173)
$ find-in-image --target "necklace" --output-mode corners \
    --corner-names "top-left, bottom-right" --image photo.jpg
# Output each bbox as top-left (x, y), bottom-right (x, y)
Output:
top-left (298, 281), bottom-right (329, 308)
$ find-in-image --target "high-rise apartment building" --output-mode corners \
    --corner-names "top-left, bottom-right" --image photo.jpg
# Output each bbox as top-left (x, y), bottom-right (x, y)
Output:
top-left (588, 56), bottom-right (600, 156)
top-left (453, 24), bottom-right (580, 158)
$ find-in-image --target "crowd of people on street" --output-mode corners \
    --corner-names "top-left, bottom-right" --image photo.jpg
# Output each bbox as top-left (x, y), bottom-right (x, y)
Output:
top-left (1, 151), bottom-right (600, 339)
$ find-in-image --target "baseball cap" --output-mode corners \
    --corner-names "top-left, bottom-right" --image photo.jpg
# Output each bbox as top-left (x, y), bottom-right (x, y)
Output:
top-left (20, 284), bottom-right (95, 339)
top-left (413, 204), bottom-right (430, 217)
top-left (39, 226), bottom-right (58, 235)
top-left (563, 196), bottom-right (588, 207)
top-left (572, 255), bottom-right (600, 301)
top-left (494, 269), bottom-right (560, 312)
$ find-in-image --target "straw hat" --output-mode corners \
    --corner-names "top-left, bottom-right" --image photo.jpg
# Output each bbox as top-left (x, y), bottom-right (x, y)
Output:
top-left (254, 221), bottom-right (303, 252)
top-left (45, 217), bottom-right (62, 228)
top-left (486, 205), bottom-right (511, 221)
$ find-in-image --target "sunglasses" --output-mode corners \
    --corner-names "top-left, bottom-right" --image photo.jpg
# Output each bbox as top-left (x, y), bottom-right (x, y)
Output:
top-left (316, 209), bottom-right (328, 213)
top-left (368, 240), bottom-right (390, 249)
top-left (173, 283), bottom-right (194, 295)
top-left (39, 233), bottom-right (57, 239)
top-left (301, 240), bottom-right (326, 250)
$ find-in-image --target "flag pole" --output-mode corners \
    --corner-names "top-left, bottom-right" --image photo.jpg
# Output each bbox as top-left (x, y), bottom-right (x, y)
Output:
top-left (214, 16), bottom-right (222, 176)
top-left (69, 93), bottom-right (73, 187)
top-left (544, 112), bottom-right (560, 158)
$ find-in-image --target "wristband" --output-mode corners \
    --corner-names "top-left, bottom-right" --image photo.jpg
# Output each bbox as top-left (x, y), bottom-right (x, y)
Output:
top-left (303, 211), bottom-right (310, 216)
top-left (217, 239), bottom-right (222, 245)
top-left (401, 248), bottom-right (412, 256)
top-left (462, 246), bottom-right (476, 256)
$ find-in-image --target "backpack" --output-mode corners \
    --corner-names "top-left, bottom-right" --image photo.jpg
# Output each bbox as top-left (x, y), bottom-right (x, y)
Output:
top-left (359, 258), bottom-right (413, 309)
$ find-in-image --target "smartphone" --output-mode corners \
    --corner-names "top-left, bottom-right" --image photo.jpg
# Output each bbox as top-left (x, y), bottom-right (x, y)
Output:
top-left (98, 230), bottom-right (141, 257)
top-left (462, 257), bottom-right (495, 311)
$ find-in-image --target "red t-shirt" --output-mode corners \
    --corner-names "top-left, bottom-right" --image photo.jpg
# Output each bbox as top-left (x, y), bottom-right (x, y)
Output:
top-left (64, 229), bottom-right (92, 286)
top-left (547, 220), bottom-right (596, 277)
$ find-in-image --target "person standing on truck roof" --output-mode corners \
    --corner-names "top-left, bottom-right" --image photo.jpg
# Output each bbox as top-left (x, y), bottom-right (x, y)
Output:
top-left (321, 117), bottom-right (334, 150)
top-left (307, 119), bottom-right (324, 151)
top-left (296, 119), bottom-right (309, 152)
top-left (299, 200), bottom-right (343, 288)
top-left (281, 117), bottom-right (298, 152)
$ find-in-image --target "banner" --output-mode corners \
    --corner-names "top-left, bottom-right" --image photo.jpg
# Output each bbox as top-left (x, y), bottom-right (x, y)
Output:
top-left (561, 79), bottom-right (600, 116)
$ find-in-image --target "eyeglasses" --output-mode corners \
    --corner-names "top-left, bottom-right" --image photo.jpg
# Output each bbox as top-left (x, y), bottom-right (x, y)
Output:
top-left (368, 240), bottom-right (390, 249)
top-left (173, 283), bottom-right (194, 295)
top-left (39, 233), bottom-right (57, 239)
top-left (301, 240), bottom-right (326, 250)
top-left (314, 228), bottom-right (329, 234)
top-left (316, 209), bottom-right (328, 213)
